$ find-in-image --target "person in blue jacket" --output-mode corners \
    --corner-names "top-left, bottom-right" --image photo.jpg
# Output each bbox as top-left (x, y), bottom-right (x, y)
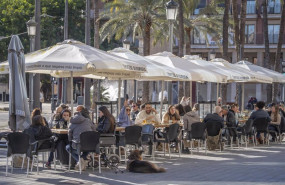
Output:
top-left (117, 100), bottom-right (133, 127)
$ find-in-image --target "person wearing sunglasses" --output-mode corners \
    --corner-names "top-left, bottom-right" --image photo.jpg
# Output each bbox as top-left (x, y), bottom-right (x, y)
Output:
top-left (131, 103), bottom-right (140, 122)
top-left (117, 100), bottom-right (133, 127)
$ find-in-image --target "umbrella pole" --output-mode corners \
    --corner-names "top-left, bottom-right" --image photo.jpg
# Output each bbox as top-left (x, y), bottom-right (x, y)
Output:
top-left (242, 83), bottom-right (245, 111)
top-left (71, 72), bottom-right (74, 114)
top-left (217, 83), bottom-right (219, 103)
top-left (160, 80), bottom-right (165, 119)
top-left (190, 81), bottom-right (192, 107)
top-left (118, 78), bottom-right (122, 114)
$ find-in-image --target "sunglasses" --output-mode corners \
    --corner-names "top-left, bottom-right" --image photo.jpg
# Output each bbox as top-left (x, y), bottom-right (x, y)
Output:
top-left (126, 109), bottom-right (131, 111)
top-left (132, 105), bottom-right (137, 107)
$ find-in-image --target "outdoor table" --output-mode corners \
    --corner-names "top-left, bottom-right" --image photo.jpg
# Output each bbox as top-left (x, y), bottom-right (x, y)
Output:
top-left (51, 129), bottom-right (68, 134)
top-left (116, 127), bottom-right (126, 132)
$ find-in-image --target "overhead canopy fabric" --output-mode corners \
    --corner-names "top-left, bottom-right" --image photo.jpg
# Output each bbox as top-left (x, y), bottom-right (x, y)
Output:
top-left (1, 40), bottom-right (147, 79)
top-left (147, 52), bottom-right (227, 83)
top-left (184, 55), bottom-right (250, 82)
top-left (211, 58), bottom-right (273, 83)
top-left (235, 60), bottom-right (285, 83)
top-left (109, 47), bottom-right (191, 81)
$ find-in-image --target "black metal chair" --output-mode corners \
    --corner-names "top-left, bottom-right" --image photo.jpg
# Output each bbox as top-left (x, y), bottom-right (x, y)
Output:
top-left (119, 125), bottom-right (142, 162)
top-left (30, 137), bottom-right (57, 174)
top-left (253, 118), bottom-right (269, 145)
top-left (154, 123), bottom-right (181, 158)
top-left (100, 125), bottom-right (117, 153)
top-left (205, 121), bottom-right (223, 152)
top-left (280, 117), bottom-right (285, 142)
top-left (69, 131), bottom-right (101, 174)
top-left (237, 119), bottom-right (255, 148)
top-left (6, 133), bottom-right (30, 177)
top-left (190, 122), bottom-right (206, 155)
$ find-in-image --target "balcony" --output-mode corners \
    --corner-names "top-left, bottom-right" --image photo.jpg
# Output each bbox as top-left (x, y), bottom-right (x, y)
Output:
top-left (245, 33), bottom-right (256, 44)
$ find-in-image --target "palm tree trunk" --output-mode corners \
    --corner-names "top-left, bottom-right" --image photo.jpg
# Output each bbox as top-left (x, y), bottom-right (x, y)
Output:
top-left (232, 0), bottom-right (240, 61)
top-left (93, 0), bottom-right (100, 49)
top-left (178, 0), bottom-right (185, 102)
top-left (240, 0), bottom-right (247, 60)
top-left (272, 2), bottom-right (285, 103)
top-left (262, 0), bottom-right (272, 103)
top-left (221, 0), bottom-right (230, 104)
top-left (91, 0), bottom-right (99, 109)
top-left (142, 25), bottom-right (151, 103)
top-left (185, 28), bottom-right (191, 55)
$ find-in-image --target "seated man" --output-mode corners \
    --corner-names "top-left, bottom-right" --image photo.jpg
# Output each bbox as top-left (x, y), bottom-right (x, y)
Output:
top-left (135, 102), bottom-right (161, 125)
top-left (204, 106), bottom-right (224, 150)
top-left (249, 101), bottom-right (271, 143)
top-left (66, 111), bottom-right (96, 171)
top-left (221, 105), bottom-right (237, 143)
top-left (118, 100), bottom-right (133, 127)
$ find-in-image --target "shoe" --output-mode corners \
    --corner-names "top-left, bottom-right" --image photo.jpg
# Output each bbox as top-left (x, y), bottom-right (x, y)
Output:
top-left (45, 162), bottom-right (51, 169)
top-left (182, 148), bottom-right (190, 154)
top-left (170, 143), bottom-right (176, 148)
top-left (74, 158), bottom-right (88, 171)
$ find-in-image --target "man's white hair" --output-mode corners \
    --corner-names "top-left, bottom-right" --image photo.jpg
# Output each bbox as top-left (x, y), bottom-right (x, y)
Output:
top-left (214, 106), bottom-right (222, 114)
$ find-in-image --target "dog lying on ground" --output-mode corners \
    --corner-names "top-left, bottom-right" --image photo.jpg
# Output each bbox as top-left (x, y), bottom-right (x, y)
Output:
top-left (127, 150), bottom-right (166, 173)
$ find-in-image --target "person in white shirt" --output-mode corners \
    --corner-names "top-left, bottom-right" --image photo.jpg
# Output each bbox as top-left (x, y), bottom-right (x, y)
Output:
top-left (135, 103), bottom-right (161, 125)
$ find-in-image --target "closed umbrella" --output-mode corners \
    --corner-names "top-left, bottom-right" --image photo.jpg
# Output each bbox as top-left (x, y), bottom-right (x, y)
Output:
top-left (8, 35), bottom-right (31, 131)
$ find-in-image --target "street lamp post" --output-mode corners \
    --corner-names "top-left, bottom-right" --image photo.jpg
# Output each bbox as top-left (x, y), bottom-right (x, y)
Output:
top-left (166, 0), bottom-right (178, 105)
top-left (26, 18), bottom-right (37, 112)
top-left (123, 39), bottom-right (131, 100)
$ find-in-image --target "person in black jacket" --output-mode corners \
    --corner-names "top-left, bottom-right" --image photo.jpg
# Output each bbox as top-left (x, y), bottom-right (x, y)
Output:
top-left (23, 115), bottom-right (53, 157)
top-left (97, 106), bottom-right (115, 134)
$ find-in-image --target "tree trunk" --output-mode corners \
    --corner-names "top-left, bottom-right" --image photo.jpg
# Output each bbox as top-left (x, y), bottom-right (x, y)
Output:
top-left (262, 0), bottom-right (272, 103)
top-left (232, 0), bottom-right (240, 62)
top-left (91, 0), bottom-right (100, 109)
top-left (185, 28), bottom-right (191, 55)
top-left (272, 2), bottom-right (285, 102)
top-left (240, 0), bottom-right (247, 60)
top-left (142, 25), bottom-right (151, 103)
top-left (221, 0), bottom-right (230, 104)
top-left (93, 0), bottom-right (100, 49)
top-left (178, 0), bottom-right (184, 101)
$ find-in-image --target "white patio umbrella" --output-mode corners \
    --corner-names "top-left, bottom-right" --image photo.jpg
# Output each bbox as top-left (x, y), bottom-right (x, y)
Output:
top-left (211, 58), bottom-right (273, 110)
top-left (109, 48), bottom-right (191, 81)
top-left (109, 48), bottom-right (192, 118)
top-left (211, 58), bottom-right (273, 83)
top-left (147, 52), bottom-right (227, 83)
top-left (8, 35), bottom-right (31, 131)
top-left (235, 60), bottom-right (285, 83)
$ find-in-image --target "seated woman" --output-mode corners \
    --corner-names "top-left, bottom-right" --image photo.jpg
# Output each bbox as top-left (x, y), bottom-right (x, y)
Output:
top-left (31, 108), bottom-right (48, 126)
top-left (97, 106), bottom-right (115, 134)
top-left (49, 104), bottom-right (69, 128)
top-left (162, 105), bottom-right (180, 125)
top-left (269, 105), bottom-right (281, 141)
top-left (45, 109), bottom-right (72, 168)
top-left (117, 100), bottom-right (133, 127)
top-left (24, 115), bottom-right (53, 155)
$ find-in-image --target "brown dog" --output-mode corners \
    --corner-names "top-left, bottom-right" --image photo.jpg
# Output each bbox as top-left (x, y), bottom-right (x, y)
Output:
top-left (127, 150), bottom-right (166, 173)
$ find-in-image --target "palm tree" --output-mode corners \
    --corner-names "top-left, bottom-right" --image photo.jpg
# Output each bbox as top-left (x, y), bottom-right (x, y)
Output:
top-left (261, 0), bottom-right (272, 103)
top-left (239, 0), bottom-right (247, 60)
top-left (91, 0), bottom-right (100, 109)
top-left (183, 0), bottom-right (223, 55)
top-left (221, 0), bottom-right (230, 105)
top-left (100, 0), bottom-right (167, 103)
top-left (273, 1), bottom-right (285, 102)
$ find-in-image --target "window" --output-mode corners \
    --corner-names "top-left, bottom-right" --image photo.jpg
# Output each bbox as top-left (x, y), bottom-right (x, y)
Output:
top-left (245, 25), bottom-right (255, 44)
top-left (268, 0), bottom-right (281, 14)
top-left (193, 29), bottom-right (206, 44)
top-left (247, 0), bottom-right (256, 14)
top-left (194, 0), bottom-right (206, 15)
top-left (268, 25), bottom-right (280, 44)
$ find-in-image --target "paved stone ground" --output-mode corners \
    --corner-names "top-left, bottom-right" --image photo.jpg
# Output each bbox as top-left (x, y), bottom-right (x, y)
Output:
top-left (0, 143), bottom-right (284, 185)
